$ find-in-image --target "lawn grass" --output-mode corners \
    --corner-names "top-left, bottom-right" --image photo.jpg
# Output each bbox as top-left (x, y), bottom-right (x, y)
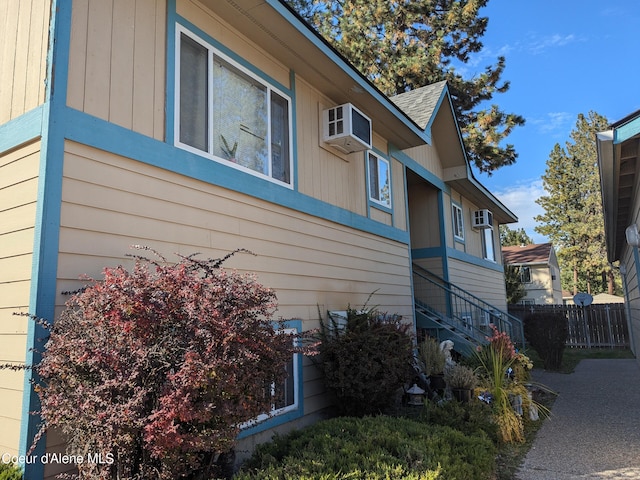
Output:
top-left (495, 347), bottom-right (635, 479)
top-left (525, 346), bottom-right (635, 374)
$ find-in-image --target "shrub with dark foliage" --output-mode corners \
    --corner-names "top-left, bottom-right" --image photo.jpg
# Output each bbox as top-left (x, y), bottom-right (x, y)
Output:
top-left (524, 311), bottom-right (568, 370)
top-left (0, 462), bottom-right (23, 480)
top-left (25, 248), bottom-right (316, 480)
top-left (319, 307), bottom-right (413, 416)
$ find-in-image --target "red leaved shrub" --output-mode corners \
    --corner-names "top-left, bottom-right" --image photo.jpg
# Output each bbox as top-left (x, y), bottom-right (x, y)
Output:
top-left (34, 249), bottom-right (310, 479)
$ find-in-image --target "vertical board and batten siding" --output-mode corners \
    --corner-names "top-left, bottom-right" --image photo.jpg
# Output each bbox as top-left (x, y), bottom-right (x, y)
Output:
top-left (622, 222), bottom-right (640, 357)
top-left (391, 158), bottom-right (407, 231)
top-left (176, 1), bottom-right (408, 229)
top-left (445, 188), bottom-right (500, 259)
top-left (402, 144), bottom-right (443, 179)
top-left (0, 141), bottom-right (41, 455)
top-left (66, 0), bottom-right (166, 140)
top-left (447, 258), bottom-right (508, 312)
top-left (57, 140), bottom-right (414, 417)
top-left (296, 85), bottom-right (367, 216)
top-left (177, 0), bottom-right (291, 89)
top-left (407, 185), bottom-right (440, 249)
top-left (0, 0), bottom-right (50, 125)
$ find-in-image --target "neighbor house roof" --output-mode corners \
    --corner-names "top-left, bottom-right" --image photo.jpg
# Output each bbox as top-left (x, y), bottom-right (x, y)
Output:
top-left (502, 243), bottom-right (554, 265)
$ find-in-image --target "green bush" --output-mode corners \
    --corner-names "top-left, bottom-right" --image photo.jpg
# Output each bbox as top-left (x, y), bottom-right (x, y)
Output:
top-left (235, 416), bottom-right (496, 480)
top-left (0, 462), bottom-right (23, 480)
top-left (524, 312), bottom-right (568, 371)
top-left (319, 307), bottom-right (414, 416)
top-left (419, 398), bottom-right (499, 445)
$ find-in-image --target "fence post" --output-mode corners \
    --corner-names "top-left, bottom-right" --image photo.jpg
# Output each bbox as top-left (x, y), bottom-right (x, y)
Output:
top-left (605, 304), bottom-right (613, 349)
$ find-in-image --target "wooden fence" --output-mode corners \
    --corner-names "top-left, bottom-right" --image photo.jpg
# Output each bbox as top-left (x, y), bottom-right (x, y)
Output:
top-left (508, 303), bottom-right (629, 349)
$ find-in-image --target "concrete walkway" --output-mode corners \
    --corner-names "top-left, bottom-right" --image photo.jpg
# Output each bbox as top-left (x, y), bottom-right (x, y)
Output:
top-left (516, 359), bottom-right (640, 480)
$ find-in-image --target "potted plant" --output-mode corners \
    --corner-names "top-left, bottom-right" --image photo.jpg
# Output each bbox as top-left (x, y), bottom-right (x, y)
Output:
top-left (418, 338), bottom-right (447, 392)
top-left (444, 364), bottom-right (478, 402)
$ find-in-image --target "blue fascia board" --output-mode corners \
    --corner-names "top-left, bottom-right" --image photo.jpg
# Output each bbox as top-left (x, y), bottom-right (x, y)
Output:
top-left (63, 107), bottom-right (409, 245)
top-left (411, 246), bottom-right (503, 273)
top-left (446, 247), bottom-right (504, 273)
top-left (0, 106), bottom-right (44, 153)
top-left (389, 145), bottom-right (448, 192)
top-left (265, 0), bottom-right (428, 144)
top-left (20, 0), bottom-right (72, 477)
top-left (411, 247), bottom-right (445, 259)
top-left (422, 84), bottom-right (450, 140)
top-left (614, 115), bottom-right (640, 145)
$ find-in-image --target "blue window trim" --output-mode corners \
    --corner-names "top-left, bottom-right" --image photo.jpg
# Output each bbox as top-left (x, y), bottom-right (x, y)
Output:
top-left (237, 319), bottom-right (304, 438)
top-left (171, 20), bottom-right (295, 189)
top-left (364, 148), bottom-right (393, 215)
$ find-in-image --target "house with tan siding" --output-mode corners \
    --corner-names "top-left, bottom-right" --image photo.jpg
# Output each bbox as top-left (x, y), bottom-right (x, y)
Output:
top-left (0, 1), bottom-right (519, 477)
top-left (502, 243), bottom-right (563, 305)
top-left (597, 109), bottom-right (640, 364)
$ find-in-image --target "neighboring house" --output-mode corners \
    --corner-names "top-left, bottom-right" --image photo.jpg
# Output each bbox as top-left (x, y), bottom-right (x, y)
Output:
top-left (563, 292), bottom-right (625, 305)
top-left (0, 1), bottom-right (518, 477)
top-left (502, 243), bottom-right (563, 304)
top-left (597, 109), bottom-right (640, 363)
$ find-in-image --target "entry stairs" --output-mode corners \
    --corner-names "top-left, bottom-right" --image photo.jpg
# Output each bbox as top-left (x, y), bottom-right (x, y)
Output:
top-left (413, 264), bottom-right (524, 357)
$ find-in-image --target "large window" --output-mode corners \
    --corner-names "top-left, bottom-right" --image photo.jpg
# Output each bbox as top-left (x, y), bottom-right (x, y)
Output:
top-left (452, 203), bottom-right (464, 241)
top-left (176, 27), bottom-right (292, 186)
top-left (367, 152), bottom-right (391, 208)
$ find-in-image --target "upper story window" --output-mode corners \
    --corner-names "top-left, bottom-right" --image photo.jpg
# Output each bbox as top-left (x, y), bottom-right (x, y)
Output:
top-left (452, 203), bottom-right (464, 241)
top-left (367, 151), bottom-right (391, 208)
top-left (482, 227), bottom-right (496, 262)
top-left (520, 266), bottom-right (532, 283)
top-left (176, 27), bottom-right (292, 186)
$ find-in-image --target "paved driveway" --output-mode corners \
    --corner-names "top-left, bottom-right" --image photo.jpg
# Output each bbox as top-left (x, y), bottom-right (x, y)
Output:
top-left (517, 359), bottom-right (640, 479)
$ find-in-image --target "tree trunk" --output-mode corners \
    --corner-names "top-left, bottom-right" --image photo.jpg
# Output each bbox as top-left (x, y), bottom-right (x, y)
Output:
top-left (608, 270), bottom-right (614, 295)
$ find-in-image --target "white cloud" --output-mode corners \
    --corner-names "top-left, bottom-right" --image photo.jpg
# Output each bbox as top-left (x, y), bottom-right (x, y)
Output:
top-left (493, 179), bottom-right (549, 244)
top-left (527, 33), bottom-right (578, 55)
top-left (529, 111), bottom-right (574, 136)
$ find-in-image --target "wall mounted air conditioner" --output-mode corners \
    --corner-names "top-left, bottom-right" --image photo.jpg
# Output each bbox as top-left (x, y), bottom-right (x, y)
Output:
top-left (472, 209), bottom-right (493, 229)
top-left (322, 103), bottom-right (372, 153)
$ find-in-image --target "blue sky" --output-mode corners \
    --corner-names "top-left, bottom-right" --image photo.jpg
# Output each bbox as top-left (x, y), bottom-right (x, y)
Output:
top-left (468, 0), bottom-right (640, 243)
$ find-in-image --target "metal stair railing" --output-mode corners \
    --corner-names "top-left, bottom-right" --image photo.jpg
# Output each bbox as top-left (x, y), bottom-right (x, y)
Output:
top-left (413, 263), bottom-right (525, 347)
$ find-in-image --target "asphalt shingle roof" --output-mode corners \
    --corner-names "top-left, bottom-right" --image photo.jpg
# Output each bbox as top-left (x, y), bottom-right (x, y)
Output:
top-left (389, 81), bottom-right (447, 129)
top-left (502, 243), bottom-right (553, 265)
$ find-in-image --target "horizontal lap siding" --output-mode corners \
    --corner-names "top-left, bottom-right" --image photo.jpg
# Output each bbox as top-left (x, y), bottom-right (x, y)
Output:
top-left (58, 141), bottom-right (413, 418)
top-left (0, 0), bottom-right (49, 124)
top-left (447, 258), bottom-right (507, 311)
top-left (0, 141), bottom-right (40, 455)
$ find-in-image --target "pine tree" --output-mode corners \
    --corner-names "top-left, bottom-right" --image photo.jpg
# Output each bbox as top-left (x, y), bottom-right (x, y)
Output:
top-left (286, 0), bottom-right (524, 173)
top-left (500, 225), bottom-right (533, 246)
top-left (534, 112), bottom-right (618, 295)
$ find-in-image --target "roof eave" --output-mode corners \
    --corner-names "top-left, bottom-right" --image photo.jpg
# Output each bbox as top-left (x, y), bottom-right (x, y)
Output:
top-left (202, 0), bottom-right (430, 149)
top-left (596, 130), bottom-right (619, 262)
